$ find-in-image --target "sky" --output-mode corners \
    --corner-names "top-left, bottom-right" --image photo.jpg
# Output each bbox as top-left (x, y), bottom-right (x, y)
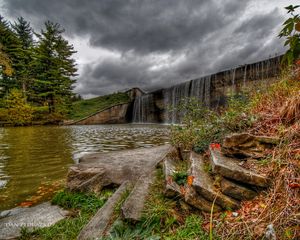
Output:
top-left (0, 0), bottom-right (298, 98)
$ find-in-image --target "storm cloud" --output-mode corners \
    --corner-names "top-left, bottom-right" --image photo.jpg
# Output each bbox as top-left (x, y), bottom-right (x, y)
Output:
top-left (1, 0), bottom-right (297, 97)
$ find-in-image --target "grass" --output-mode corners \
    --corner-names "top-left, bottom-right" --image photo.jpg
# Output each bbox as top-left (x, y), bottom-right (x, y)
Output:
top-left (19, 189), bottom-right (114, 240)
top-left (68, 92), bottom-right (130, 121)
top-left (105, 168), bottom-right (213, 240)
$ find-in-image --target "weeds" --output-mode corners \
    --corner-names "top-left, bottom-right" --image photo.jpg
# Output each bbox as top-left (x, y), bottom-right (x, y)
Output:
top-left (171, 93), bottom-right (253, 153)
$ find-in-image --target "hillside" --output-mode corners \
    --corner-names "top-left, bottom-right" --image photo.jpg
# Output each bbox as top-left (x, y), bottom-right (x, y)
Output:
top-left (68, 92), bottom-right (130, 121)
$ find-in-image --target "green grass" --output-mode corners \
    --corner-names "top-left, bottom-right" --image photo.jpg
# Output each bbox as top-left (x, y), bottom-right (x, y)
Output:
top-left (105, 169), bottom-right (214, 240)
top-left (19, 189), bottom-right (114, 240)
top-left (68, 92), bottom-right (130, 121)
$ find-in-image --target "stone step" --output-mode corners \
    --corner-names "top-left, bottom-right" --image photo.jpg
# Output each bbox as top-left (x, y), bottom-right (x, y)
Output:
top-left (189, 152), bottom-right (240, 210)
top-left (209, 147), bottom-right (270, 187)
top-left (185, 186), bottom-right (222, 212)
top-left (121, 170), bottom-right (156, 222)
top-left (78, 181), bottom-right (131, 240)
top-left (220, 178), bottom-right (257, 201)
top-left (163, 156), bottom-right (182, 198)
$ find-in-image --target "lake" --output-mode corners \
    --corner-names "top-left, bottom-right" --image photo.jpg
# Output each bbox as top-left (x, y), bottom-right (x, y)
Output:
top-left (0, 124), bottom-right (169, 210)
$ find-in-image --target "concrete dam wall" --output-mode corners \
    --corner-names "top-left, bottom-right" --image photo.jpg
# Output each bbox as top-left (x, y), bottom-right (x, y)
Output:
top-left (132, 55), bottom-right (282, 123)
top-left (72, 55), bottom-right (282, 125)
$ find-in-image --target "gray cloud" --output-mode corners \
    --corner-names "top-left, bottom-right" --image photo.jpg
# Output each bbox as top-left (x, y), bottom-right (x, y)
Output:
top-left (1, 0), bottom-right (294, 97)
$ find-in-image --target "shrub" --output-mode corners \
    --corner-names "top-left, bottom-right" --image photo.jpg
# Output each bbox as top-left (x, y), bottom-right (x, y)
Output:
top-left (5, 88), bottom-right (33, 126)
top-left (171, 94), bottom-right (253, 153)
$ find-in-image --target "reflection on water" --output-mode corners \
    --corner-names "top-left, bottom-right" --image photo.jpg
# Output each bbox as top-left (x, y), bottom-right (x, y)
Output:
top-left (0, 124), bottom-right (169, 210)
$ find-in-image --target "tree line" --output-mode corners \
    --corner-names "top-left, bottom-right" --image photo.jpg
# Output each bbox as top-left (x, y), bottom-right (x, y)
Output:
top-left (0, 16), bottom-right (77, 125)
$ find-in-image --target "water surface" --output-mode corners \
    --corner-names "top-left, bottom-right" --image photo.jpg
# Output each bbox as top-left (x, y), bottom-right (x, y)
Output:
top-left (0, 124), bottom-right (169, 210)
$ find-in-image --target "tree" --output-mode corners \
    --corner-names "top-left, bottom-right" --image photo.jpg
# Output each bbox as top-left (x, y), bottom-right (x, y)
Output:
top-left (11, 17), bottom-right (34, 95)
top-left (279, 5), bottom-right (300, 66)
top-left (33, 21), bottom-right (77, 115)
top-left (5, 88), bottom-right (33, 125)
top-left (0, 15), bottom-right (20, 93)
top-left (0, 43), bottom-right (13, 76)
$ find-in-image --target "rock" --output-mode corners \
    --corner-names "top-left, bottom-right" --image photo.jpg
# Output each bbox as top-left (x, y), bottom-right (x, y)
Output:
top-left (184, 186), bottom-right (222, 212)
top-left (265, 224), bottom-right (276, 240)
top-left (121, 170), bottom-right (156, 222)
top-left (220, 178), bottom-right (257, 200)
top-left (0, 202), bottom-right (68, 240)
top-left (163, 157), bottom-right (182, 198)
top-left (67, 166), bottom-right (111, 193)
top-left (222, 133), bottom-right (279, 159)
top-left (78, 181), bottom-right (131, 240)
top-left (67, 145), bottom-right (171, 194)
top-left (189, 152), bottom-right (240, 210)
top-left (210, 147), bottom-right (270, 187)
top-left (232, 212), bottom-right (239, 217)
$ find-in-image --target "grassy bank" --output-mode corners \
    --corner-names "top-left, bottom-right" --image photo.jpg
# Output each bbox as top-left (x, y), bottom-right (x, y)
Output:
top-left (68, 92), bottom-right (130, 121)
top-left (170, 70), bottom-right (300, 239)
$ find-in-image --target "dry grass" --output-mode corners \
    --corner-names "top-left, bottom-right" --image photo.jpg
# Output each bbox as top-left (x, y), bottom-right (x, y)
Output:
top-left (211, 68), bottom-right (300, 240)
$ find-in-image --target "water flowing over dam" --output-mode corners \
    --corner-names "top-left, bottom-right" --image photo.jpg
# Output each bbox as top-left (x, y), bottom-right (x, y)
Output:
top-left (132, 55), bottom-right (282, 124)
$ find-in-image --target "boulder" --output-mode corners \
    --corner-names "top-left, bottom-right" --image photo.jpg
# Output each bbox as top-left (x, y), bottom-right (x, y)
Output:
top-left (222, 133), bottom-right (279, 159)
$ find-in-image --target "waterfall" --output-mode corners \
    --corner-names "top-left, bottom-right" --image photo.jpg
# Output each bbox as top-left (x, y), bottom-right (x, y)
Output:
top-left (163, 76), bottom-right (211, 123)
top-left (131, 55), bottom-right (282, 124)
top-left (132, 94), bottom-right (155, 123)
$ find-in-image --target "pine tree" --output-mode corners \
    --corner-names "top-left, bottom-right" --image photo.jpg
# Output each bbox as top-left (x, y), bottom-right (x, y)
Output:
top-left (33, 21), bottom-right (77, 115)
top-left (11, 17), bottom-right (34, 95)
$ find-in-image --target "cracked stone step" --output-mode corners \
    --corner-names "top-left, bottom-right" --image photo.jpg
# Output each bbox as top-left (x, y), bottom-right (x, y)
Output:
top-left (220, 178), bottom-right (257, 200)
top-left (78, 181), bottom-right (131, 240)
top-left (189, 152), bottom-right (240, 210)
top-left (185, 186), bottom-right (222, 212)
top-left (163, 156), bottom-right (182, 198)
top-left (210, 147), bottom-right (270, 187)
top-left (121, 170), bottom-right (156, 222)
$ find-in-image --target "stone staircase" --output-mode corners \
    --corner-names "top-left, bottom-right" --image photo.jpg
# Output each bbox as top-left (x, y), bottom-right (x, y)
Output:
top-left (72, 134), bottom-right (275, 239)
top-left (163, 142), bottom-right (271, 212)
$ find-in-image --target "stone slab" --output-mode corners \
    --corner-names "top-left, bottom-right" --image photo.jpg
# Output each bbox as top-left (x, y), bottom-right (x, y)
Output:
top-left (184, 186), bottom-right (222, 212)
top-left (189, 152), bottom-right (240, 210)
top-left (121, 170), bottom-right (156, 222)
top-left (0, 202), bottom-right (68, 240)
top-left (163, 156), bottom-right (182, 198)
top-left (222, 133), bottom-right (279, 159)
top-left (67, 145), bottom-right (171, 193)
top-left (220, 178), bottom-right (257, 200)
top-left (77, 181), bottom-right (131, 240)
top-left (210, 147), bottom-right (270, 187)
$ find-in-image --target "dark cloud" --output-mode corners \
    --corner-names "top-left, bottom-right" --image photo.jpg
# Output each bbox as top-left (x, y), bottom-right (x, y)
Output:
top-left (1, 0), bottom-right (292, 97)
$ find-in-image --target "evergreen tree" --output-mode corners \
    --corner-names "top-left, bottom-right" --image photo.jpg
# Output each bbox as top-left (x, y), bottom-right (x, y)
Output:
top-left (11, 17), bottom-right (34, 95)
top-left (33, 21), bottom-right (77, 114)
